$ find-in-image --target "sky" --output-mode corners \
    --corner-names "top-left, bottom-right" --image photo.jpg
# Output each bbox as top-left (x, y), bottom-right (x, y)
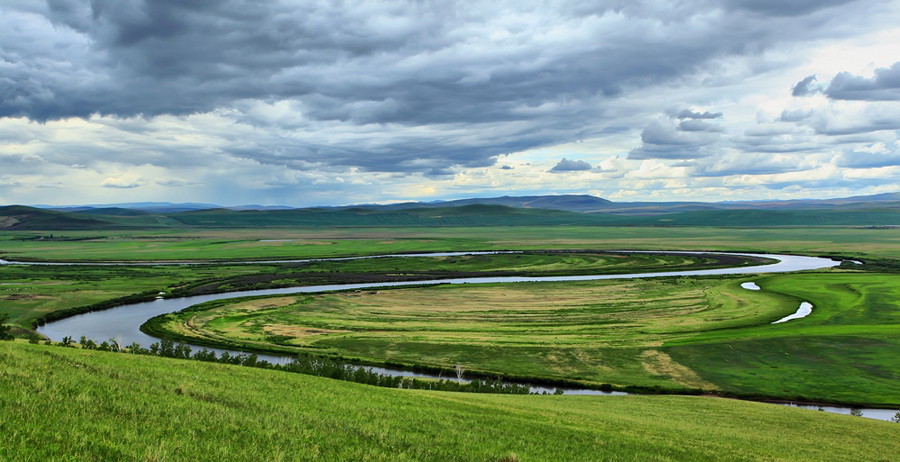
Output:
top-left (2, 0), bottom-right (900, 207)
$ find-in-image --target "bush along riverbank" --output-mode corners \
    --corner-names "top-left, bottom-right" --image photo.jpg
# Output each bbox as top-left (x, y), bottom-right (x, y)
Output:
top-left (36, 335), bottom-right (543, 395)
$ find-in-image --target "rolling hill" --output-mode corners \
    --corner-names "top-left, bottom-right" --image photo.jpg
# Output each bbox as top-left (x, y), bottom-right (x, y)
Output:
top-left (3, 192), bottom-right (900, 229)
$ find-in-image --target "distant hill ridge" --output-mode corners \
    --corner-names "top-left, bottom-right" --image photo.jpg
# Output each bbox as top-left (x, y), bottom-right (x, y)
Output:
top-left (2, 192), bottom-right (899, 229)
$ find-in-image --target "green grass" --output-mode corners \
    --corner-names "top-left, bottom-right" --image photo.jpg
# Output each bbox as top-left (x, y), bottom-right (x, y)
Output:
top-left (6, 203), bottom-right (900, 231)
top-left (3, 341), bottom-right (898, 462)
top-left (665, 272), bottom-right (900, 405)
top-left (0, 251), bottom-right (763, 332)
top-left (3, 226), bottom-right (900, 261)
top-left (0, 264), bottom-right (284, 330)
top-left (147, 276), bottom-right (787, 389)
top-left (150, 271), bottom-right (900, 405)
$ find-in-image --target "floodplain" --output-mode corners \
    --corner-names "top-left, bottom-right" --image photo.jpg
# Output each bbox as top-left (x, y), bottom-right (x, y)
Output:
top-left (3, 223), bottom-right (900, 460)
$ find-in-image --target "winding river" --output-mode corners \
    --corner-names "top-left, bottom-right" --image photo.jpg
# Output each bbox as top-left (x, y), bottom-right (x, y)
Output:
top-left (22, 250), bottom-right (898, 420)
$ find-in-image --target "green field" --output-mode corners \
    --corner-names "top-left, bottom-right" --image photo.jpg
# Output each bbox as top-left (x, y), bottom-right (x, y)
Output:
top-left (666, 272), bottom-right (900, 405)
top-left (0, 251), bottom-right (763, 331)
top-left (3, 226), bottom-right (900, 261)
top-left (5, 202), bottom-right (900, 231)
top-left (3, 224), bottom-right (900, 460)
top-left (0, 264), bottom-right (283, 331)
top-left (3, 341), bottom-right (898, 462)
top-left (147, 271), bottom-right (900, 406)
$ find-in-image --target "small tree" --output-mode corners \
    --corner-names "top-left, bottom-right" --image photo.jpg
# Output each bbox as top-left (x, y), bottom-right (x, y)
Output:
top-left (110, 334), bottom-right (125, 353)
top-left (454, 363), bottom-right (465, 381)
top-left (0, 314), bottom-right (13, 340)
top-left (891, 412), bottom-right (900, 424)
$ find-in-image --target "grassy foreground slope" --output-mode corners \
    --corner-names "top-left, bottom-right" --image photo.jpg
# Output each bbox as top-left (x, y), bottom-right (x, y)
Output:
top-left (2, 342), bottom-right (898, 462)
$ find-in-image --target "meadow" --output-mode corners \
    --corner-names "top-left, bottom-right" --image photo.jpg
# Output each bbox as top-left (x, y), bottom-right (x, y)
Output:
top-left (147, 271), bottom-right (900, 406)
top-left (0, 251), bottom-right (761, 331)
top-left (2, 225), bottom-right (900, 261)
top-left (3, 224), bottom-right (900, 460)
top-left (3, 341), bottom-right (899, 462)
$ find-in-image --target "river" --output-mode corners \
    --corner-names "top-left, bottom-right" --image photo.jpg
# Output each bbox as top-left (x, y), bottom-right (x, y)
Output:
top-left (29, 250), bottom-right (898, 420)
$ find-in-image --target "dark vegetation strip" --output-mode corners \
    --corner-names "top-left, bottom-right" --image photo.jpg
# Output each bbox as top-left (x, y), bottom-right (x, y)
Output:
top-left (30, 335), bottom-right (551, 395)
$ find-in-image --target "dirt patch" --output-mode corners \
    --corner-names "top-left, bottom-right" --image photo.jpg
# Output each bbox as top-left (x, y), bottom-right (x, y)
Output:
top-left (0, 216), bottom-right (21, 228)
top-left (640, 349), bottom-right (717, 390)
top-left (0, 294), bottom-right (53, 300)
top-left (232, 297), bottom-right (297, 312)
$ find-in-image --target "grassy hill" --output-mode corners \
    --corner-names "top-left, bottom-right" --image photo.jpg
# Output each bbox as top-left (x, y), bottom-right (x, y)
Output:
top-left (629, 208), bottom-right (900, 226)
top-left (3, 341), bottom-right (898, 461)
top-left (166, 204), bottom-right (626, 228)
top-left (0, 205), bottom-right (115, 230)
top-left (4, 201), bottom-right (900, 230)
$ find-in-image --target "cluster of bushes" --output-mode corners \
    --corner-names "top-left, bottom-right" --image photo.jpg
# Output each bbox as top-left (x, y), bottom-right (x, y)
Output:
top-left (0, 314), bottom-right (14, 340)
top-left (41, 335), bottom-right (550, 395)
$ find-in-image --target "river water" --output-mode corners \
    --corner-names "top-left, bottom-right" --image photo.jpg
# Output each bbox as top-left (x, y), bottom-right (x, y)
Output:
top-left (28, 251), bottom-right (898, 420)
top-left (35, 251), bottom-right (836, 346)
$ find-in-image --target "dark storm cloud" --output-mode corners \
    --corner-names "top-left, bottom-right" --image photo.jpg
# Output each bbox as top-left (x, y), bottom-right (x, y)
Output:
top-left (677, 119), bottom-right (724, 132)
top-left (791, 75), bottom-right (821, 96)
top-left (675, 109), bottom-right (723, 120)
top-left (725, 0), bottom-right (859, 17)
top-left (629, 116), bottom-right (723, 160)
top-left (811, 117), bottom-right (900, 136)
top-left (549, 158), bottom-right (593, 172)
top-left (0, 0), bottom-right (891, 175)
top-left (824, 61), bottom-right (900, 101)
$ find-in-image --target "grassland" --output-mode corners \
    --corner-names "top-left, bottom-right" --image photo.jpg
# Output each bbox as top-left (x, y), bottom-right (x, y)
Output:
top-left (149, 271), bottom-right (900, 406)
top-left (0, 251), bottom-right (760, 332)
top-left (3, 341), bottom-right (898, 462)
top-left (145, 277), bottom-right (782, 388)
top-left (666, 272), bottom-right (900, 405)
top-left (3, 226), bottom-right (900, 261)
top-left (3, 224), bottom-right (900, 460)
top-left (0, 264), bottom-right (285, 331)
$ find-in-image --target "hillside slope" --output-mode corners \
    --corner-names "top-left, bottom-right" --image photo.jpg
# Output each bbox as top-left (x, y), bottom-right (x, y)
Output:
top-left (0, 205), bottom-right (114, 230)
top-left (2, 342), bottom-right (899, 461)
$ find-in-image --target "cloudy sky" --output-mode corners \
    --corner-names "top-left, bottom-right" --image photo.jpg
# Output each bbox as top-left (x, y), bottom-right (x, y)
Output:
top-left (2, 0), bottom-right (900, 206)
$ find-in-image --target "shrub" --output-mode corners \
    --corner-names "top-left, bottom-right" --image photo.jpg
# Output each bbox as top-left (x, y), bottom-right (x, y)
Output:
top-left (0, 314), bottom-right (13, 340)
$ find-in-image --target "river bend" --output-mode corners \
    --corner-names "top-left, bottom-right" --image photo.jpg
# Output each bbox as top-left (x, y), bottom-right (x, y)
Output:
top-left (32, 251), bottom-right (897, 420)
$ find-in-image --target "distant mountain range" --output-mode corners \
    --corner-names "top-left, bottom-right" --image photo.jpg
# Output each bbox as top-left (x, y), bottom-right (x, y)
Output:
top-left (31, 192), bottom-right (900, 214)
top-left (2, 192), bottom-right (899, 230)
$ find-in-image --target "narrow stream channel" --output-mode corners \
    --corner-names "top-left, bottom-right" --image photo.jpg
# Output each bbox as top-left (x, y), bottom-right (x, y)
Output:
top-left (28, 251), bottom-right (898, 420)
